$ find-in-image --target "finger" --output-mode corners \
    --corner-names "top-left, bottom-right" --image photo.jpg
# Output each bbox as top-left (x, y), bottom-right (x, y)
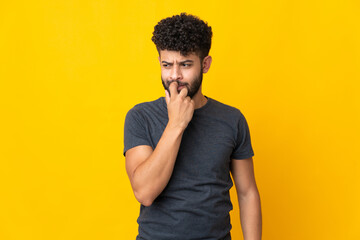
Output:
top-left (168, 81), bottom-right (178, 99)
top-left (178, 86), bottom-right (188, 98)
top-left (165, 90), bottom-right (170, 105)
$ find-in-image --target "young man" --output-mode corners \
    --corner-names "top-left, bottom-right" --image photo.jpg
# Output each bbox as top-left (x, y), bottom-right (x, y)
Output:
top-left (124, 13), bottom-right (262, 240)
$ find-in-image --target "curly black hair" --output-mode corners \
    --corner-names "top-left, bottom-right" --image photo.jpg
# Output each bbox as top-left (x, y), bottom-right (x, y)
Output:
top-left (151, 13), bottom-right (212, 61)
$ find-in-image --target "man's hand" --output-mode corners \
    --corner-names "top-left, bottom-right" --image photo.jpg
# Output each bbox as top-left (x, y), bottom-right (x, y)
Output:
top-left (165, 82), bottom-right (195, 131)
top-left (126, 81), bottom-right (194, 206)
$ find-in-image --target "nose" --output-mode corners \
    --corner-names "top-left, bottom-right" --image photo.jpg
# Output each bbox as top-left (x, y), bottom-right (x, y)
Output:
top-left (169, 65), bottom-right (182, 81)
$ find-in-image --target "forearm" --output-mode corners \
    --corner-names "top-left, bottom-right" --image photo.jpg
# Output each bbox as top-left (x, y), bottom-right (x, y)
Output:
top-left (132, 124), bottom-right (184, 206)
top-left (239, 188), bottom-right (262, 240)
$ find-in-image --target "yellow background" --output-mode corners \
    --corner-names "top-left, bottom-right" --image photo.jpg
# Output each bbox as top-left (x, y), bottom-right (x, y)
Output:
top-left (1, 0), bottom-right (359, 239)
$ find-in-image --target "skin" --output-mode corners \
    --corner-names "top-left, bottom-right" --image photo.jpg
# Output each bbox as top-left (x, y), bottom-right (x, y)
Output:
top-left (125, 50), bottom-right (262, 240)
top-left (161, 52), bottom-right (204, 99)
top-left (159, 50), bottom-right (211, 108)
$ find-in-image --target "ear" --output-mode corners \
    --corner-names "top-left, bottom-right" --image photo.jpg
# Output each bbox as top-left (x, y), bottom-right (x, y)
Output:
top-left (202, 56), bottom-right (212, 73)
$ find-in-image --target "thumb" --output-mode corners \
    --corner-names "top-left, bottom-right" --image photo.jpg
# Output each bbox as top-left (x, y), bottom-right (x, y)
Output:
top-left (165, 90), bottom-right (170, 105)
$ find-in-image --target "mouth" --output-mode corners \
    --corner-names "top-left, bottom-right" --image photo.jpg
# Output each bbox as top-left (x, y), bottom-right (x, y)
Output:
top-left (166, 81), bottom-right (187, 90)
top-left (177, 85), bottom-right (186, 91)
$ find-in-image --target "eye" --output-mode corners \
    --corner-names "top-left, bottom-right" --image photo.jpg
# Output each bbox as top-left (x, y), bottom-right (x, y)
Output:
top-left (182, 63), bottom-right (192, 67)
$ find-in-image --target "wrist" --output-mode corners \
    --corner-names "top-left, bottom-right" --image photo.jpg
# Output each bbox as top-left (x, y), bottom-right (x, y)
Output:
top-left (165, 122), bottom-right (186, 135)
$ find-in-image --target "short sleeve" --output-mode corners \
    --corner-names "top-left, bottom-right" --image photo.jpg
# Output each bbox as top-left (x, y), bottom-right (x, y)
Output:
top-left (123, 107), bottom-right (152, 156)
top-left (230, 112), bottom-right (254, 160)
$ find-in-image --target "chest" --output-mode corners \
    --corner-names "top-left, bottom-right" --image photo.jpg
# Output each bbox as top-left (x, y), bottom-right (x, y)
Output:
top-left (146, 113), bottom-right (237, 181)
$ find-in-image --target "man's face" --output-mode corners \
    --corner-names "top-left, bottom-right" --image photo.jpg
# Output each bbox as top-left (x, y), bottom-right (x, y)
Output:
top-left (159, 50), bottom-right (203, 99)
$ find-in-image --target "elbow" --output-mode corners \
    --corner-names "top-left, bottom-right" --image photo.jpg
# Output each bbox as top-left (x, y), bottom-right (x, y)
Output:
top-left (239, 187), bottom-right (260, 202)
top-left (138, 195), bottom-right (153, 207)
top-left (141, 199), bottom-right (153, 207)
top-left (134, 190), bottom-right (154, 207)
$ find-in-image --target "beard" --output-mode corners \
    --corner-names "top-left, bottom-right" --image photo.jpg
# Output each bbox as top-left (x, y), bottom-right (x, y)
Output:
top-left (161, 68), bottom-right (203, 99)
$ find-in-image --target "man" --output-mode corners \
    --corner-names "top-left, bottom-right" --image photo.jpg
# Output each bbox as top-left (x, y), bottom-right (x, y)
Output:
top-left (124, 13), bottom-right (262, 240)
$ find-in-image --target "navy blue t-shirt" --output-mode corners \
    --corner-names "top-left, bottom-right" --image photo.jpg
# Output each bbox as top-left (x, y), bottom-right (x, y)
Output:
top-left (124, 96), bottom-right (254, 240)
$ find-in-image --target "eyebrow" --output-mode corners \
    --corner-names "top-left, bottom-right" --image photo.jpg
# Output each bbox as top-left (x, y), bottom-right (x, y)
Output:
top-left (161, 60), bottom-right (194, 65)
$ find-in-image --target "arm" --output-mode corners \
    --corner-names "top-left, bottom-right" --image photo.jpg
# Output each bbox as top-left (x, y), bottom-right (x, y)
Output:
top-left (231, 157), bottom-right (262, 240)
top-left (125, 126), bottom-right (183, 207)
top-left (125, 82), bottom-right (194, 206)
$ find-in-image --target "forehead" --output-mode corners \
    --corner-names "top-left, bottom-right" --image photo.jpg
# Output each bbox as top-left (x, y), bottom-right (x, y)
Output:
top-left (159, 50), bottom-right (200, 62)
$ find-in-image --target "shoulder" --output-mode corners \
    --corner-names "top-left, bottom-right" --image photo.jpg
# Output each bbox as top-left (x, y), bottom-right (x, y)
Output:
top-left (129, 97), bottom-right (164, 111)
top-left (126, 97), bottom-right (165, 117)
top-left (208, 97), bottom-right (245, 119)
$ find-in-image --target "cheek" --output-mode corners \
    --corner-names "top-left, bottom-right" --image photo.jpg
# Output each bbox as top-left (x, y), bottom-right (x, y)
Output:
top-left (183, 70), bottom-right (198, 80)
top-left (182, 68), bottom-right (193, 76)
top-left (160, 70), bottom-right (170, 79)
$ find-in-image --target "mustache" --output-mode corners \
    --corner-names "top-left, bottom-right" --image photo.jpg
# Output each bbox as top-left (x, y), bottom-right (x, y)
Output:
top-left (163, 80), bottom-right (190, 97)
top-left (166, 80), bottom-right (189, 87)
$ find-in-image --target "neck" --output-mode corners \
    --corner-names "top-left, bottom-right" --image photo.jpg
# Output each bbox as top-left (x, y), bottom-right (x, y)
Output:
top-left (192, 90), bottom-right (207, 109)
